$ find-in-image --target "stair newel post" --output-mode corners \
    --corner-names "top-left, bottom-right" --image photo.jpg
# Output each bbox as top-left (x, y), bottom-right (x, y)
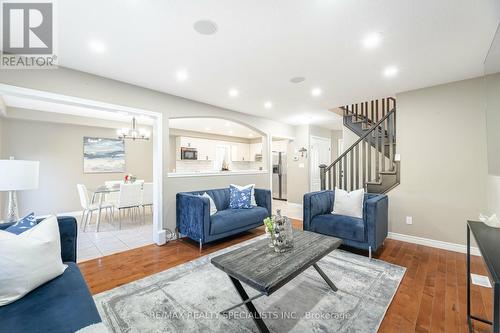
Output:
top-left (355, 144), bottom-right (360, 189)
top-left (362, 140), bottom-right (366, 186)
top-left (375, 117), bottom-right (380, 182)
top-left (319, 164), bottom-right (327, 191)
top-left (381, 115), bottom-right (386, 172)
top-left (332, 165), bottom-right (336, 189)
top-left (342, 154), bottom-right (348, 190)
top-left (389, 112), bottom-right (394, 170)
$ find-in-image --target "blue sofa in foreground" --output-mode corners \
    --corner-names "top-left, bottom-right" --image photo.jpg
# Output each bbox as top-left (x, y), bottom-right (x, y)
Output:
top-left (303, 190), bottom-right (388, 258)
top-left (0, 217), bottom-right (102, 332)
top-left (176, 188), bottom-right (272, 249)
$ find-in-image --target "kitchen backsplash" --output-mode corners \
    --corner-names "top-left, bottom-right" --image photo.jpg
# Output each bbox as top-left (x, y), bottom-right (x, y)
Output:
top-left (175, 160), bottom-right (264, 173)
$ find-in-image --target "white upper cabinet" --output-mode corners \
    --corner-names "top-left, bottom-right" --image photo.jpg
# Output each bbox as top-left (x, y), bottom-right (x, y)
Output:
top-left (231, 143), bottom-right (251, 162)
top-left (249, 143), bottom-right (263, 161)
top-left (176, 136), bottom-right (215, 161)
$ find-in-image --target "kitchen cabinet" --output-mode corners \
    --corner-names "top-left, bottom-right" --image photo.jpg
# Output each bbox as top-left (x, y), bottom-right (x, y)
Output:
top-left (249, 143), bottom-right (263, 162)
top-left (176, 136), bottom-right (215, 161)
top-left (231, 143), bottom-right (250, 162)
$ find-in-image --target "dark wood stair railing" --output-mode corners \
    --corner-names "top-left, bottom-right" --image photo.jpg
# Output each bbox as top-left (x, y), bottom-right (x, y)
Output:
top-left (320, 97), bottom-right (399, 194)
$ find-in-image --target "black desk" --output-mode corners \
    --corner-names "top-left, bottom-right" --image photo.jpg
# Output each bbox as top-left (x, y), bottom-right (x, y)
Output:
top-left (467, 221), bottom-right (500, 333)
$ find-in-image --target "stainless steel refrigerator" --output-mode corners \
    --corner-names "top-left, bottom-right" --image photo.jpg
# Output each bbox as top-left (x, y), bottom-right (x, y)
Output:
top-left (272, 151), bottom-right (287, 200)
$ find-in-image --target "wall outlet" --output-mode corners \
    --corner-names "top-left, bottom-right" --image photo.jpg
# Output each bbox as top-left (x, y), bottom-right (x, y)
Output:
top-left (406, 216), bottom-right (413, 225)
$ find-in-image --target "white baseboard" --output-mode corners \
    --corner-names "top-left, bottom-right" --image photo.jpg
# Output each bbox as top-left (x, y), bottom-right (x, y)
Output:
top-left (388, 232), bottom-right (481, 256)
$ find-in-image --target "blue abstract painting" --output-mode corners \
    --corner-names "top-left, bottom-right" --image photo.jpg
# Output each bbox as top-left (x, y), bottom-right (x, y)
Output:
top-left (83, 137), bottom-right (125, 173)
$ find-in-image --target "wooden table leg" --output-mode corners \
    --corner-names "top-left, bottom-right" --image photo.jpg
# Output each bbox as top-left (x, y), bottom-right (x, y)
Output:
top-left (229, 276), bottom-right (270, 333)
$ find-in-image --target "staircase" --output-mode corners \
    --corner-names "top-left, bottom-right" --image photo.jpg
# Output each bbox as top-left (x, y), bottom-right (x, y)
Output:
top-left (320, 97), bottom-right (400, 194)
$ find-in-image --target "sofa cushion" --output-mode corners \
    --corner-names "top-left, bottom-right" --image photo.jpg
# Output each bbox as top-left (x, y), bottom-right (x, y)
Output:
top-left (310, 214), bottom-right (366, 242)
top-left (229, 185), bottom-right (253, 209)
top-left (210, 207), bottom-right (268, 235)
top-left (0, 262), bottom-right (101, 332)
top-left (5, 212), bottom-right (37, 235)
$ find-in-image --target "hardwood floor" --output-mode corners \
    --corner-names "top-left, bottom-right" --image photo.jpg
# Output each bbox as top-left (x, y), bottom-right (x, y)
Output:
top-left (79, 220), bottom-right (493, 332)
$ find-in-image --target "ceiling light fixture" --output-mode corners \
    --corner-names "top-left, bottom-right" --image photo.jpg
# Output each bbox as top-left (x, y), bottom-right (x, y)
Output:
top-left (311, 87), bottom-right (322, 97)
top-left (176, 69), bottom-right (188, 81)
top-left (228, 130), bottom-right (234, 135)
top-left (88, 39), bottom-right (106, 53)
top-left (383, 65), bottom-right (399, 78)
top-left (228, 88), bottom-right (239, 97)
top-left (264, 101), bottom-right (273, 109)
top-left (193, 20), bottom-right (218, 35)
top-left (117, 117), bottom-right (150, 141)
top-left (205, 127), bottom-right (211, 131)
top-left (290, 76), bottom-right (306, 83)
top-left (249, 133), bottom-right (254, 137)
top-left (362, 32), bottom-right (382, 49)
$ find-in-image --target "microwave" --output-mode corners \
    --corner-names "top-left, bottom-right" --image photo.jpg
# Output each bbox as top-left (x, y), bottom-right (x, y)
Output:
top-left (181, 147), bottom-right (198, 160)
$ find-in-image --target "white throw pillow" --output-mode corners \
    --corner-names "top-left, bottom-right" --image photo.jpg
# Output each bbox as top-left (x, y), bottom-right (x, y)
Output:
top-left (0, 215), bottom-right (67, 306)
top-left (202, 192), bottom-right (217, 215)
top-left (332, 188), bottom-right (365, 219)
top-left (230, 184), bottom-right (256, 206)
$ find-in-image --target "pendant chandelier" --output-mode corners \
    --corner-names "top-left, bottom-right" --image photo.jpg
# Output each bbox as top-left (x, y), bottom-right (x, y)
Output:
top-left (117, 117), bottom-right (150, 141)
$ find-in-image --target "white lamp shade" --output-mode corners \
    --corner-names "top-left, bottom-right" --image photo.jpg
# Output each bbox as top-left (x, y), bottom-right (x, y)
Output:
top-left (0, 160), bottom-right (40, 191)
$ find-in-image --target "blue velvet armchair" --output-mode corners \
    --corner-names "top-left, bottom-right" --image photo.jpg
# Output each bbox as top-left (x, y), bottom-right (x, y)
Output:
top-left (303, 190), bottom-right (388, 258)
top-left (176, 188), bottom-right (272, 248)
top-left (0, 217), bottom-right (102, 332)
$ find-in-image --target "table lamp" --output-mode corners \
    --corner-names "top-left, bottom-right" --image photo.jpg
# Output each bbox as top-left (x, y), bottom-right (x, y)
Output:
top-left (0, 157), bottom-right (40, 223)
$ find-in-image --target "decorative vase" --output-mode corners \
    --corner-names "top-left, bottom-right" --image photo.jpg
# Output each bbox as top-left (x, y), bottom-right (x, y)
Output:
top-left (273, 209), bottom-right (294, 253)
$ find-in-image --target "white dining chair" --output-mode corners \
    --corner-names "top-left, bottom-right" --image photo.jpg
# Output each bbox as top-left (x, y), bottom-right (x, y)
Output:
top-left (114, 183), bottom-right (143, 229)
top-left (141, 182), bottom-right (153, 216)
top-left (104, 180), bottom-right (123, 205)
top-left (77, 184), bottom-right (114, 232)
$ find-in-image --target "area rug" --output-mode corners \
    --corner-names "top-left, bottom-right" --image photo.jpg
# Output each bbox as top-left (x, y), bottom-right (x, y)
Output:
top-left (94, 235), bottom-right (406, 333)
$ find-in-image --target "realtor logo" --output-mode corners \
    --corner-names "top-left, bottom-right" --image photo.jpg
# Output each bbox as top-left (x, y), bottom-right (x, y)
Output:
top-left (1, 0), bottom-right (57, 68)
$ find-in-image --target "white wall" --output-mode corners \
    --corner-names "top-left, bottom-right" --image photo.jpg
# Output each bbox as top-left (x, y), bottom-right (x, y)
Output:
top-left (389, 77), bottom-right (488, 245)
top-left (1, 117), bottom-right (153, 216)
top-left (0, 67), bottom-right (296, 231)
top-left (485, 73), bottom-right (500, 215)
top-left (287, 125), bottom-right (310, 204)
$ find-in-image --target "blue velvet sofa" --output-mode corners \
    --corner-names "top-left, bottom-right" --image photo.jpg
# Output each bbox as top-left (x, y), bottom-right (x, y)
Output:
top-left (176, 188), bottom-right (272, 248)
top-left (303, 191), bottom-right (388, 258)
top-left (0, 217), bottom-right (102, 332)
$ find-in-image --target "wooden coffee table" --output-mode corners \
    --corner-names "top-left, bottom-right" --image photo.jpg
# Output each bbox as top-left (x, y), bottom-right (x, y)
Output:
top-left (211, 229), bottom-right (342, 333)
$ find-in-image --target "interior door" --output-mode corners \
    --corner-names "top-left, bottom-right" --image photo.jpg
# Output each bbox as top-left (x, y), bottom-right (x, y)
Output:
top-left (310, 136), bottom-right (332, 192)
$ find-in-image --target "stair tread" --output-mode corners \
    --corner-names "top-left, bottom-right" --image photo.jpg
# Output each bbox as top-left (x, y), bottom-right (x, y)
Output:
top-left (380, 169), bottom-right (397, 175)
top-left (366, 180), bottom-right (383, 185)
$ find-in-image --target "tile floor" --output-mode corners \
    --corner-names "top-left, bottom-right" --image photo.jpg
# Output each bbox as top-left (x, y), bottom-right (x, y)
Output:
top-left (272, 199), bottom-right (303, 220)
top-left (76, 211), bottom-right (154, 263)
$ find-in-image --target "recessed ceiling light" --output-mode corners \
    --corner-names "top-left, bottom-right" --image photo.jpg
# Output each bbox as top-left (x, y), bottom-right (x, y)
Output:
top-left (176, 69), bottom-right (188, 81)
top-left (88, 39), bottom-right (106, 53)
top-left (311, 87), bottom-right (322, 97)
top-left (193, 20), bottom-right (218, 35)
top-left (362, 32), bottom-right (382, 49)
top-left (249, 133), bottom-right (254, 137)
top-left (383, 65), bottom-right (399, 78)
top-left (228, 130), bottom-right (234, 135)
top-left (290, 76), bottom-right (306, 83)
top-left (225, 121), bottom-right (231, 127)
top-left (228, 88), bottom-right (239, 97)
top-left (264, 101), bottom-right (273, 109)
top-left (205, 127), bottom-right (211, 131)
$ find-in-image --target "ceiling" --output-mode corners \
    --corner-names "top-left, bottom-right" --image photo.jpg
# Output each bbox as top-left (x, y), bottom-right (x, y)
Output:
top-left (56, 1), bottom-right (499, 129)
top-left (169, 118), bottom-right (261, 139)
